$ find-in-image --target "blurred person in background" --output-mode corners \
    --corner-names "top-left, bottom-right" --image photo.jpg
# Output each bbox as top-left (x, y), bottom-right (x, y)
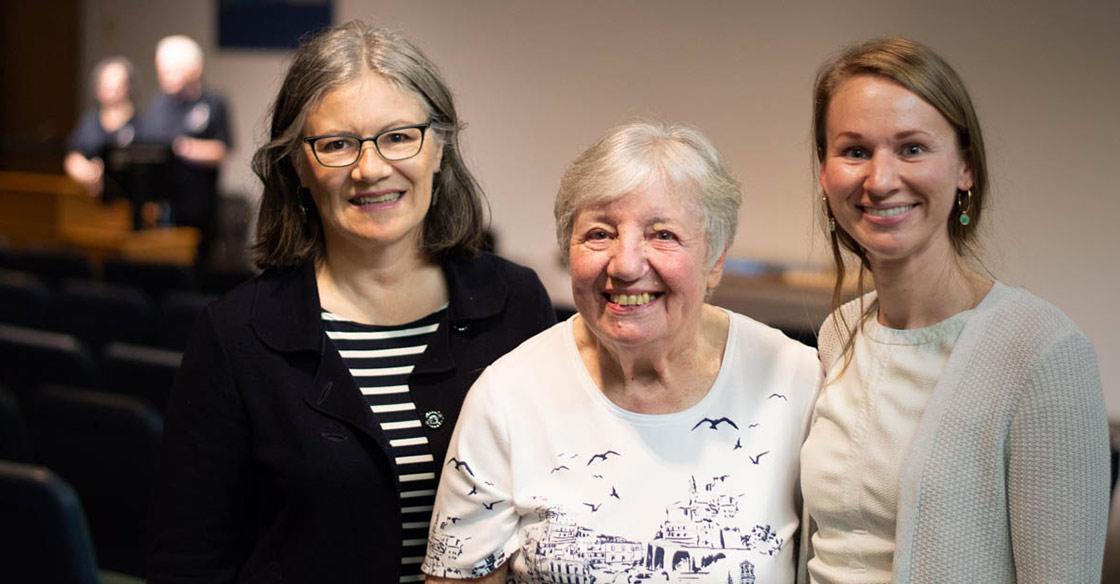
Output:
top-left (138, 35), bottom-right (232, 263)
top-left (64, 56), bottom-right (137, 198)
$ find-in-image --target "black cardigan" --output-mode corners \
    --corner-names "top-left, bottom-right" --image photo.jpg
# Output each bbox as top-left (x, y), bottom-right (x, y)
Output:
top-left (146, 253), bottom-right (554, 583)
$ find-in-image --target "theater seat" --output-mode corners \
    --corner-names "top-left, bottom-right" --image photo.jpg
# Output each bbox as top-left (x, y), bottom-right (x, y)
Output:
top-left (0, 323), bottom-right (101, 394)
top-left (52, 279), bottom-right (153, 349)
top-left (0, 384), bottom-right (34, 463)
top-left (155, 290), bottom-right (216, 350)
top-left (102, 342), bottom-right (182, 413)
top-left (0, 268), bottom-right (51, 328)
top-left (103, 258), bottom-right (196, 301)
top-left (7, 249), bottom-right (94, 287)
top-left (0, 460), bottom-right (100, 584)
top-left (27, 387), bottom-right (163, 577)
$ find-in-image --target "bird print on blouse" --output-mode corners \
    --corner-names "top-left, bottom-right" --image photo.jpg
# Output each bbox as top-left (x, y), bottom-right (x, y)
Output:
top-left (427, 403), bottom-right (793, 583)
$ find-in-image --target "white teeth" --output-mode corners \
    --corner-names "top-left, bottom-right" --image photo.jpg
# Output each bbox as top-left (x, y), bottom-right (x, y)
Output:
top-left (865, 204), bottom-right (916, 217)
top-left (609, 292), bottom-right (656, 306)
top-left (352, 192), bottom-right (402, 205)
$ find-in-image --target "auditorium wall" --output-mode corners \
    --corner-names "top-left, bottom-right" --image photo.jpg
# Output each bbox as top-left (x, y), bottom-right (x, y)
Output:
top-left (79, 0), bottom-right (1120, 414)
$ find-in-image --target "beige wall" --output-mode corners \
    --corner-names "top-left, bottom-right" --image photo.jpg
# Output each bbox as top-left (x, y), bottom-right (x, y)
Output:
top-left (82, 0), bottom-right (1120, 414)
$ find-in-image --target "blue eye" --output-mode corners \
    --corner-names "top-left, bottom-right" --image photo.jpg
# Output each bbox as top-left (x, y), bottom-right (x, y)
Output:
top-left (654, 230), bottom-right (676, 241)
top-left (842, 146), bottom-right (870, 159)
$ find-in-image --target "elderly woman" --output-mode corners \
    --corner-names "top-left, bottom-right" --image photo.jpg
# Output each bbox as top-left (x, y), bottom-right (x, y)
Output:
top-left (423, 121), bottom-right (820, 583)
top-left (146, 21), bottom-right (554, 584)
top-left (64, 56), bottom-right (137, 197)
top-left (800, 37), bottom-right (1109, 583)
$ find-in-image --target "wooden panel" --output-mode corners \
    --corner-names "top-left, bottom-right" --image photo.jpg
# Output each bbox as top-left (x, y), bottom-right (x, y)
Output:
top-left (0, 171), bottom-right (129, 248)
top-left (709, 270), bottom-right (864, 334)
top-left (0, 171), bottom-right (197, 266)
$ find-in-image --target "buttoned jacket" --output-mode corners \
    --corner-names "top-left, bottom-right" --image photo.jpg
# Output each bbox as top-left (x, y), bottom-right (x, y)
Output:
top-left (147, 253), bottom-right (554, 584)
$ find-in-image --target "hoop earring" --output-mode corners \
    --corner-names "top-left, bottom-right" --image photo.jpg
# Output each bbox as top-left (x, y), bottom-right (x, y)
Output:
top-left (823, 194), bottom-right (836, 233)
top-left (957, 189), bottom-right (973, 226)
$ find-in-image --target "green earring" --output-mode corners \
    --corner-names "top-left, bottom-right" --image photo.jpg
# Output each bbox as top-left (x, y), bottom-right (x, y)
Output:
top-left (958, 189), bottom-right (973, 226)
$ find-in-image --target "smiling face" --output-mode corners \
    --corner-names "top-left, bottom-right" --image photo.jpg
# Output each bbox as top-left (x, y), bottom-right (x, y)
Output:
top-left (295, 71), bottom-right (442, 259)
top-left (820, 75), bottom-right (973, 271)
top-left (569, 179), bottom-right (724, 352)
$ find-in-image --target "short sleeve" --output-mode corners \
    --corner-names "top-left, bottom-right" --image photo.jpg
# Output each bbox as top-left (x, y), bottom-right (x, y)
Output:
top-left (422, 368), bottom-right (520, 579)
top-left (205, 95), bottom-right (233, 147)
top-left (67, 110), bottom-right (105, 159)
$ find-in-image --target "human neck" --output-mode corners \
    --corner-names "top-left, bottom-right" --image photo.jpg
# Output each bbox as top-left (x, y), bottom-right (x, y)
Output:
top-left (99, 101), bottom-right (134, 132)
top-left (174, 81), bottom-right (202, 102)
top-left (316, 237), bottom-right (445, 326)
top-left (575, 306), bottom-right (728, 414)
top-left (870, 253), bottom-right (992, 330)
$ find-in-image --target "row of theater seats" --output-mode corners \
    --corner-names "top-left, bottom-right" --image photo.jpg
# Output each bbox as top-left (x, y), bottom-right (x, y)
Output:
top-left (0, 247), bottom-right (250, 299)
top-left (1, 270), bottom-right (213, 352)
top-left (0, 386), bottom-right (154, 582)
top-left (0, 248), bottom-right (252, 581)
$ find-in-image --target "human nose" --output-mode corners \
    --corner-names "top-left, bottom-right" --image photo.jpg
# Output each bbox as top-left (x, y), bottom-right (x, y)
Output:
top-left (351, 141), bottom-right (393, 181)
top-left (606, 232), bottom-right (648, 282)
top-left (863, 152), bottom-right (901, 196)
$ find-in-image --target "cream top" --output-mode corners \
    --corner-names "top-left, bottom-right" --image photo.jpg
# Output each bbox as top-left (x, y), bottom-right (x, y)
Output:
top-left (801, 306), bottom-right (973, 584)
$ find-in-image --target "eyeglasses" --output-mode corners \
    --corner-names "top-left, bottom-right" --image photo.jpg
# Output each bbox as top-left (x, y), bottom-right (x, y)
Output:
top-left (302, 122), bottom-right (432, 167)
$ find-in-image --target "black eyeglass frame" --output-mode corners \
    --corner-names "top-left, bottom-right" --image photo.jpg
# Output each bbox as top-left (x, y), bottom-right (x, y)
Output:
top-left (302, 122), bottom-right (433, 167)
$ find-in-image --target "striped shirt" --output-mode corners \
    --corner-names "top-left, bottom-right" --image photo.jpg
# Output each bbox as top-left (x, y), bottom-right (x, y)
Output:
top-left (323, 307), bottom-right (444, 584)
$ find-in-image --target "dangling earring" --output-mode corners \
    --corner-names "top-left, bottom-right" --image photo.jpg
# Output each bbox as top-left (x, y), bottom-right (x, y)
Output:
top-left (957, 189), bottom-right (973, 226)
top-left (297, 186), bottom-right (310, 221)
top-left (823, 194), bottom-right (836, 233)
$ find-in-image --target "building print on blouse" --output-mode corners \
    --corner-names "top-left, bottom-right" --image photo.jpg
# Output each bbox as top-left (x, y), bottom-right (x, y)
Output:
top-left (427, 512), bottom-right (494, 579)
top-left (506, 474), bottom-right (780, 583)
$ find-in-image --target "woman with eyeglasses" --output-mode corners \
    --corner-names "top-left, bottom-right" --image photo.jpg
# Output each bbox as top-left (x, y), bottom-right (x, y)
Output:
top-left (147, 21), bottom-right (555, 584)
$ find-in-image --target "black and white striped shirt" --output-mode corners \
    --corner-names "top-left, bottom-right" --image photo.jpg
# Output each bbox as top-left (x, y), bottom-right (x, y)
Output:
top-left (323, 307), bottom-right (444, 583)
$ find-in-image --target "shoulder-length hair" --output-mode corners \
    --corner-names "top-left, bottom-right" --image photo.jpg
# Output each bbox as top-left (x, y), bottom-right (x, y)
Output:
top-left (251, 20), bottom-right (486, 269)
top-left (812, 36), bottom-right (989, 379)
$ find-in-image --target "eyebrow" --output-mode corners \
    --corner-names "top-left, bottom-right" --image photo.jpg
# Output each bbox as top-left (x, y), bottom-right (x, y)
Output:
top-left (306, 120), bottom-right (425, 137)
top-left (894, 129), bottom-right (935, 141)
top-left (830, 129), bottom-right (935, 142)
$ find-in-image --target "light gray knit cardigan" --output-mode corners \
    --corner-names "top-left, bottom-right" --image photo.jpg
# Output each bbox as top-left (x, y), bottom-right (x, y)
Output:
top-left (799, 282), bottom-right (1110, 584)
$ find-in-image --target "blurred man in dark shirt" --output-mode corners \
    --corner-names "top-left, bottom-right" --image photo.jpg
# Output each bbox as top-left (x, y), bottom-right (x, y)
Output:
top-left (138, 35), bottom-right (232, 266)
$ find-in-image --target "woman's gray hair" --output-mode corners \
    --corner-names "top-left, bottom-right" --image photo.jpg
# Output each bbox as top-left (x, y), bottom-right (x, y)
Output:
top-left (554, 120), bottom-right (741, 266)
